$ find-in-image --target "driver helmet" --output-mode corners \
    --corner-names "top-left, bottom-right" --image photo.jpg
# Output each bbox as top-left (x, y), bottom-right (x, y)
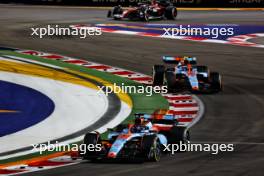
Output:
top-left (135, 117), bottom-right (144, 126)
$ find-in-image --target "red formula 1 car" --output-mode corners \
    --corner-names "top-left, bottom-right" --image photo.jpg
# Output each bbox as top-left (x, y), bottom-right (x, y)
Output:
top-left (107, 0), bottom-right (177, 21)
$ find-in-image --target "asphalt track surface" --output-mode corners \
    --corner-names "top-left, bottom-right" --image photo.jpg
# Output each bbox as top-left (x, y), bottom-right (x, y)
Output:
top-left (0, 5), bottom-right (264, 176)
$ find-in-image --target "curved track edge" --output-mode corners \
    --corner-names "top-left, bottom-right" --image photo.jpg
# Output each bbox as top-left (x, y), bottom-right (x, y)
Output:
top-left (0, 47), bottom-right (204, 175)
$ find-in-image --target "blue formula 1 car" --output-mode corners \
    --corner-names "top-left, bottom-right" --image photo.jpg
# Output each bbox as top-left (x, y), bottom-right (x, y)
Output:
top-left (152, 56), bottom-right (222, 93)
top-left (80, 113), bottom-right (190, 162)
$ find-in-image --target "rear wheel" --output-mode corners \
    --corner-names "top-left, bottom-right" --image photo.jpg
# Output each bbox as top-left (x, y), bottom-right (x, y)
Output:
top-left (169, 126), bottom-right (190, 145)
top-left (210, 72), bottom-right (222, 92)
top-left (142, 135), bottom-right (161, 162)
top-left (152, 65), bottom-right (165, 86)
top-left (165, 6), bottom-right (177, 20)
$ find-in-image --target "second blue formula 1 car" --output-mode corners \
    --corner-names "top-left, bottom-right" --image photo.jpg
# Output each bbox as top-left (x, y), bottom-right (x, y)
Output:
top-left (80, 113), bottom-right (190, 162)
top-left (152, 56), bottom-right (223, 93)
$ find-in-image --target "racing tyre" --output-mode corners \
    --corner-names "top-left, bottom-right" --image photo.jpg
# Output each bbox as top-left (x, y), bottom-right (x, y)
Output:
top-left (112, 6), bottom-right (123, 20)
top-left (152, 65), bottom-right (165, 86)
top-left (143, 10), bottom-right (150, 22)
top-left (169, 126), bottom-right (190, 145)
top-left (210, 72), bottom-right (222, 92)
top-left (107, 10), bottom-right (112, 18)
top-left (142, 135), bottom-right (161, 162)
top-left (113, 6), bottom-right (123, 14)
top-left (82, 133), bottom-right (100, 161)
top-left (165, 6), bottom-right (177, 20)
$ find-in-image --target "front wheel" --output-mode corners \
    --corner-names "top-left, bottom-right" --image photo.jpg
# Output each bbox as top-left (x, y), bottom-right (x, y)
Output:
top-left (82, 133), bottom-right (100, 161)
top-left (152, 65), bottom-right (165, 86)
top-left (210, 72), bottom-right (222, 92)
top-left (142, 135), bottom-right (161, 162)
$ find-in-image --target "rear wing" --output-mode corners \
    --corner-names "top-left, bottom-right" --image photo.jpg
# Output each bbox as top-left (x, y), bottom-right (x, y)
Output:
top-left (135, 113), bottom-right (176, 121)
top-left (162, 56), bottom-right (197, 65)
